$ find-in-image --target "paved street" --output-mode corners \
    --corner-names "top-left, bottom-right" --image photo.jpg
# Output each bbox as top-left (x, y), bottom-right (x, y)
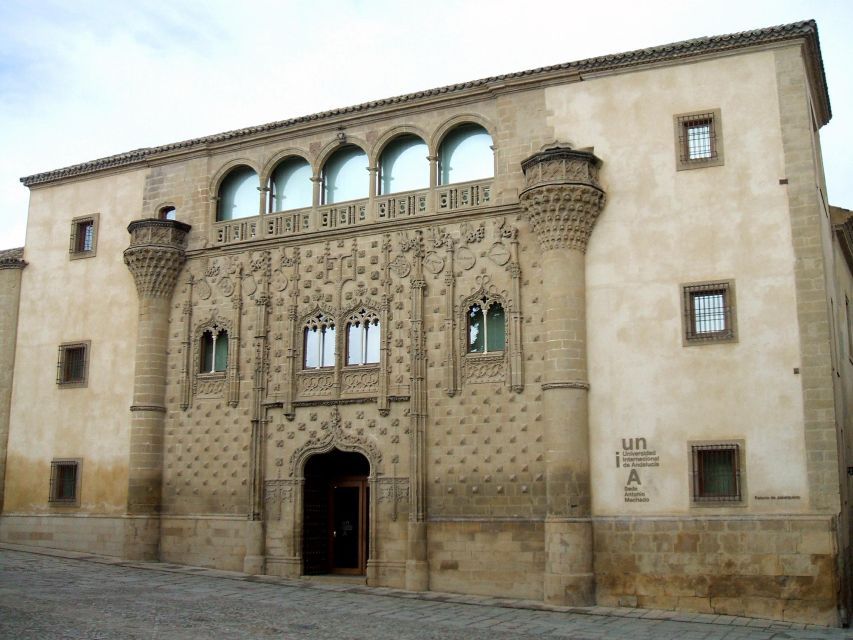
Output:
top-left (1, 547), bottom-right (851, 640)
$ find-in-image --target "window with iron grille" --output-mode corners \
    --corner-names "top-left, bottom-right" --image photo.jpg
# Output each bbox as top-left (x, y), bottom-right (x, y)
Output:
top-left (691, 444), bottom-right (742, 503)
top-left (682, 280), bottom-right (736, 344)
top-left (674, 109), bottom-right (723, 170)
top-left (69, 213), bottom-right (99, 259)
top-left (49, 459), bottom-right (81, 505)
top-left (57, 341), bottom-right (90, 387)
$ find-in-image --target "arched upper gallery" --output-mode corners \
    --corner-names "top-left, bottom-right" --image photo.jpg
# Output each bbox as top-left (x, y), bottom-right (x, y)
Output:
top-left (323, 145), bottom-right (368, 204)
top-left (268, 156), bottom-right (313, 212)
top-left (438, 123), bottom-right (494, 185)
top-left (378, 134), bottom-right (429, 195)
top-left (216, 166), bottom-right (259, 221)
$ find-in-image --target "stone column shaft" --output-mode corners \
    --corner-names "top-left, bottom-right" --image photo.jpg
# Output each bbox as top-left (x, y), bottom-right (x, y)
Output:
top-left (0, 250), bottom-right (26, 513)
top-left (520, 144), bottom-right (605, 606)
top-left (123, 219), bottom-right (190, 560)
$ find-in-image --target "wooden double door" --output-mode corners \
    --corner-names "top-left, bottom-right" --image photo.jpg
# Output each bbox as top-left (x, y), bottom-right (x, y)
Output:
top-left (303, 451), bottom-right (369, 575)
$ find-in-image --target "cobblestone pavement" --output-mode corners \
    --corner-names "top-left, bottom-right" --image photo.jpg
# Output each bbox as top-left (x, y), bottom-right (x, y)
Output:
top-left (1, 547), bottom-right (852, 640)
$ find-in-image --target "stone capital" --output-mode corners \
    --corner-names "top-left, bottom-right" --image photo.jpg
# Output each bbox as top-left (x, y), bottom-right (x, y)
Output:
top-left (124, 219), bottom-right (191, 299)
top-left (519, 144), bottom-right (606, 253)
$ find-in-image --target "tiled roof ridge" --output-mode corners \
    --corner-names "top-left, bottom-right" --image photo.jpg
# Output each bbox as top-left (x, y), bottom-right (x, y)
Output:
top-left (20, 19), bottom-right (825, 187)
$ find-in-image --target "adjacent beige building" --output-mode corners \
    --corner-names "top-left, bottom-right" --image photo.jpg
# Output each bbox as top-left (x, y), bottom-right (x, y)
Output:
top-left (2, 20), bottom-right (851, 626)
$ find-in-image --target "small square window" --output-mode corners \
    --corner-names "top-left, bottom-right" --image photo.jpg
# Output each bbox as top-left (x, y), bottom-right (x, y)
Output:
top-left (57, 341), bottom-right (90, 387)
top-left (49, 459), bottom-right (81, 506)
top-left (674, 110), bottom-right (723, 170)
top-left (69, 213), bottom-right (99, 259)
top-left (690, 443), bottom-right (742, 503)
top-left (682, 280), bottom-right (736, 345)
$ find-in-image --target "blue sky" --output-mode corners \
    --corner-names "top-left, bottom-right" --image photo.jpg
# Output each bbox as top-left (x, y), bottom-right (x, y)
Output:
top-left (1, 0), bottom-right (851, 249)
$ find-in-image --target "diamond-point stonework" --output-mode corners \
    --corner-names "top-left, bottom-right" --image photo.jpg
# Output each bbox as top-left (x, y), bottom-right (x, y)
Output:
top-left (519, 145), bottom-right (606, 253)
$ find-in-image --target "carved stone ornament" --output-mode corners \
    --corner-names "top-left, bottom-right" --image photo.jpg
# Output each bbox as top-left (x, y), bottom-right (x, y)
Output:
top-left (455, 246), bottom-right (476, 271)
top-left (288, 407), bottom-right (381, 477)
top-left (124, 219), bottom-right (191, 298)
top-left (376, 477), bottom-right (410, 521)
top-left (389, 255), bottom-right (410, 278)
top-left (264, 479), bottom-right (298, 520)
top-left (518, 144), bottom-right (606, 253)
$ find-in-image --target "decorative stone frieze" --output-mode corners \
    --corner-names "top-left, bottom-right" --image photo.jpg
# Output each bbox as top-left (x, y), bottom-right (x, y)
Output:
top-left (124, 219), bottom-right (191, 298)
top-left (519, 145), bottom-right (605, 253)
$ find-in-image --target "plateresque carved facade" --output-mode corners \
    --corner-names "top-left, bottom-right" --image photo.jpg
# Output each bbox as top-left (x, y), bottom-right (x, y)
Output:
top-left (2, 21), bottom-right (853, 626)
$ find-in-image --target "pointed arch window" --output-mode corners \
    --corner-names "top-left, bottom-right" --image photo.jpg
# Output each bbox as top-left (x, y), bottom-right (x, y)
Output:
top-left (322, 146), bottom-right (368, 204)
top-left (378, 135), bottom-right (429, 194)
top-left (200, 329), bottom-right (229, 373)
top-left (304, 313), bottom-right (336, 369)
top-left (269, 157), bottom-right (313, 212)
top-left (346, 309), bottom-right (380, 365)
top-left (439, 124), bottom-right (493, 185)
top-left (467, 298), bottom-right (505, 353)
top-left (217, 166), bottom-right (259, 221)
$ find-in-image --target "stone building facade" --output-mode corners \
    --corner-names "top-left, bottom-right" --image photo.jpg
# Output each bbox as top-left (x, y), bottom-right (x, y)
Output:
top-left (1, 20), bottom-right (852, 626)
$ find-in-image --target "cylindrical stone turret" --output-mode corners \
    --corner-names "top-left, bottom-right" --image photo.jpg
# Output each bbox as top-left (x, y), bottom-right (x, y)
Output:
top-left (0, 248), bottom-right (26, 513)
top-left (519, 144), bottom-right (605, 606)
top-left (123, 219), bottom-right (190, 559)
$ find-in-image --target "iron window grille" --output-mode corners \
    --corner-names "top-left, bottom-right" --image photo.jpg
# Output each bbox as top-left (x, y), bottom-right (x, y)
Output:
top-left (674, 110), bottom-right (723, 170)
top-left (57, 341), bottom-right (90, 387)
top-left (69, 213), bottom-right (99, 258)
top-left (49, 459), bottom-right (80, 505)
top-left (691, 444), bottom-right (741, 502)
top-left (682, 281), bottom-right (736, 344)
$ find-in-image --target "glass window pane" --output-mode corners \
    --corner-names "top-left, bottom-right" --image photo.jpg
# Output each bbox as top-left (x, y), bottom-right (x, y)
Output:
top-left (322, 325), bottom-right (336, 367)
top-left (347, 323), bottom-right (362, 365)
top-left (700, 450), bottom-right (736, 497)
top-left (439, 124), bottom-right (493, 185)
top-left (323, 146), bottom-right (368, 204)
top-left (271, 158), bottom-right (312, 211)
top-left (486, 303), bottom-right (505, 352)
top-left (687, 123), bottom-right (712, 159)
top-left (58, 465), bottom-right (76, 500)
top-left (693, 292), bottom-right (725, 333)
top-left (304, 328), bottom-right (319, 368)
top-left (380, 135), bottom-right (428, 194)
top-left (214, 331), bottom-right (229, 372)
top-left (468, 304), bottom-right (484, 353)
top-left (201, 333), bottom-right (214, 372)
top-left (366, 320), bottom-right (380, 363)
top-left (217, 166), bottom-right (259, 221)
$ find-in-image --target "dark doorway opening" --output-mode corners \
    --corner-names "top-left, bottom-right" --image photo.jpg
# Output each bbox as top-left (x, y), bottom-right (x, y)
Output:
top-left (303, 449), bottom-right (369, 575)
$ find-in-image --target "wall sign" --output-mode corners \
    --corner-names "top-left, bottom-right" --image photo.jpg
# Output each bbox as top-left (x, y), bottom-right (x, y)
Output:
top-left (617, 437), bottom-right (660, 503)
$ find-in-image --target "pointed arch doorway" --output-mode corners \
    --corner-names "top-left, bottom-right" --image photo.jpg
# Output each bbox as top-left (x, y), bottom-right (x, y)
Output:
top-left (303, 449), bottom-right (370, 575)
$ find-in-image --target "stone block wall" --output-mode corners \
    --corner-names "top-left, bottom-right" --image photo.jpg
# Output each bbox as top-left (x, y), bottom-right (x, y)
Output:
top-left (160, 516), bottom-right (247, 572)
top-left (427, 520), bottom-right (545, 600)
top-left (0, 515), bottom-right (125, 557)
top-left (594, 516), bottom-right (838, 625)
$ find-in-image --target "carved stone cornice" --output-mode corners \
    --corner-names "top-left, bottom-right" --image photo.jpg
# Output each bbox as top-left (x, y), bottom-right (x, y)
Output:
top-left (124, 219), bottom-right (191, 299)
top-left (0, 247), bottom-right (26, 270)
top-left (832, 206), bottom-right (853, 275)
top-left (519, 145), bottom-right (606, 253)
